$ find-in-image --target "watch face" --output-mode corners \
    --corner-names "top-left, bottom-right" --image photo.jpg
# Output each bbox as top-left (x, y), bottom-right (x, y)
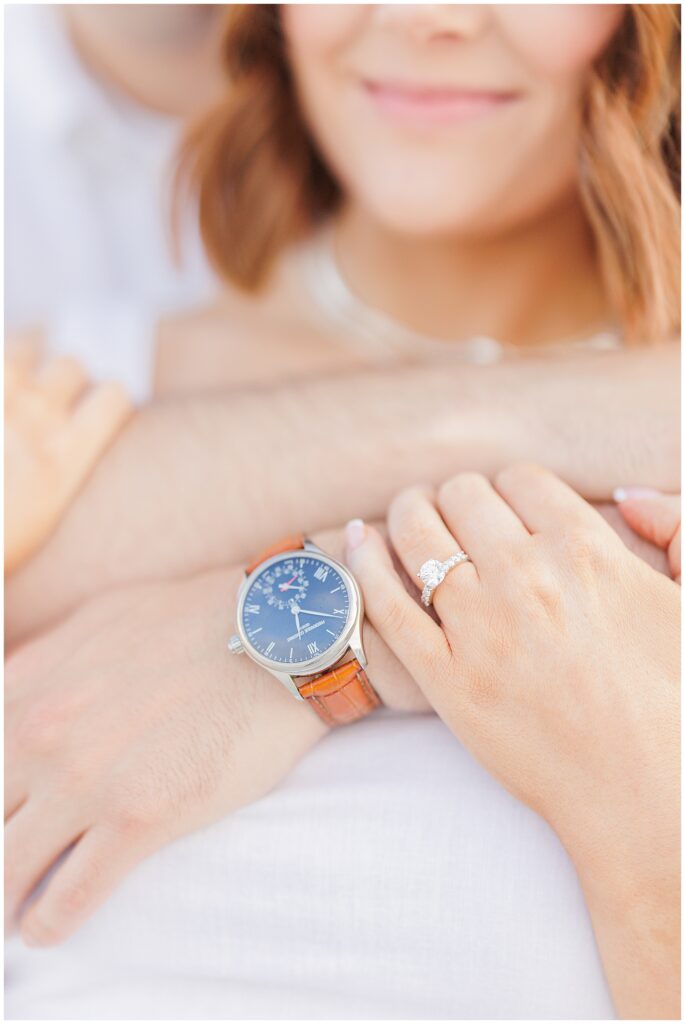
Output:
top-left (240, 553), bottom-right (353, 667)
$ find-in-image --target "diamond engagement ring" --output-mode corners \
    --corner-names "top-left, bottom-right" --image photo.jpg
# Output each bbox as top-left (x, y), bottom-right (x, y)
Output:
top-left (417, 552), bottom-right (471, 607)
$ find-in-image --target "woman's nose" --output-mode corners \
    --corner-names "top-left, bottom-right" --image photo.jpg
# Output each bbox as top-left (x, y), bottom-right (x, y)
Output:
top-left (373, 4), bottom-right (490, 44)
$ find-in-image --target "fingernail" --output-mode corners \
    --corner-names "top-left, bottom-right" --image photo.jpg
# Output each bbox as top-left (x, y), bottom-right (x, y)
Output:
top-left (613, 486), bottom-right (661, 504)
top-left (345, 518), bottom-right (366, 550)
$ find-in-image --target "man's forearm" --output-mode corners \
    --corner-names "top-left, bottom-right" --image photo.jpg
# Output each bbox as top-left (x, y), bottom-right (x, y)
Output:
top-left (6, 345), bottom-right (679, 643)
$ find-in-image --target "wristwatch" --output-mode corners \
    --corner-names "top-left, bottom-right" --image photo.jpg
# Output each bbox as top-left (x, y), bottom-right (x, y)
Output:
top-left (228, 535), bottom-right (381, 727)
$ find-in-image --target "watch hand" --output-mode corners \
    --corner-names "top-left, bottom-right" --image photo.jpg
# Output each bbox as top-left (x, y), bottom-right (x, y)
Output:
top-left (290, 603), bottom-right (302, 638)
top-left (297, 608), bottom-right (345, 619)
top-left (278, 574), bottom-right (298, 591)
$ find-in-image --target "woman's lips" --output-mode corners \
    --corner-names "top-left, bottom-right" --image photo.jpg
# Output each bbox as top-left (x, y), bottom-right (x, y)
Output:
top-left (363, 80), bottom-right (520, 125)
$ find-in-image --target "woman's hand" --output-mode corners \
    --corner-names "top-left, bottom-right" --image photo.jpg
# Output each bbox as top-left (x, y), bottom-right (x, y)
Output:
top-left (5, 349), bottom-right (131, 574)
top-left (345, 464), bottom-right (680, 1020)
top-left (614, 487), bottom-right (681, 582)
top-left (4, 531), bottom-right (421, 948)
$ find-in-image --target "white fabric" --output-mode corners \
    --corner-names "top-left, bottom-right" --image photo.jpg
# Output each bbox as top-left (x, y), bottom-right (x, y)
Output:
top-left (4, 5), bottom-right (217, 403)
top-left (5, 711), bottom-right (614, 1020)
top-left (4, 8), bottom-right (616, 1019)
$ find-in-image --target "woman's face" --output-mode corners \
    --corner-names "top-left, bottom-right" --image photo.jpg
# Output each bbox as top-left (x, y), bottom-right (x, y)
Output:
top-left (282, 4), bottom-right (624, 236)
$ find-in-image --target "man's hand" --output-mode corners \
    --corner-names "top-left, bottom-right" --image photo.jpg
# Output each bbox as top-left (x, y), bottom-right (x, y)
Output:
top-left (6, 344), bottom-right (679, 645)
top-left (5, 350), bottom-right (131, 574)
top-left (4, 528), bottom-right (423, 947)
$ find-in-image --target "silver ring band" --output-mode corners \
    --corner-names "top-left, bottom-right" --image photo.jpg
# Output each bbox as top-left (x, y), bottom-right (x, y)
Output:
top-left (417, 552), bottom-right (471, 607)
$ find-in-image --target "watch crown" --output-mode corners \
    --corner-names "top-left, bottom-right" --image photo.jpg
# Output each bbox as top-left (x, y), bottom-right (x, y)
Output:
top-left (228, 634), bottom-right (245, 655)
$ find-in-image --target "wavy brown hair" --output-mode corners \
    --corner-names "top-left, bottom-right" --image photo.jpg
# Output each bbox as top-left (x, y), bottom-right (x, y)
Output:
top-left (177, 4), bottom-right (680, 343)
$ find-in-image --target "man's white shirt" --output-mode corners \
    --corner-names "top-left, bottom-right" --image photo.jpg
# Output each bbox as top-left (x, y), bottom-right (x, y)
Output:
top-left (5, 4), bottom-right (216, 402)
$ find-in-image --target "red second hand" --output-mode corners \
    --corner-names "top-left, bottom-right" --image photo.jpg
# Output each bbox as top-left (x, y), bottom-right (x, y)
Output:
top-left (279, 574), bottom-right (297, 592)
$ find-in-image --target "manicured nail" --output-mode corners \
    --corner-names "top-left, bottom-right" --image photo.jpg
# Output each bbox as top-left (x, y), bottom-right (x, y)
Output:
top-left (345, 518), bottom-right (366, 550)
top-left (613, 486), bottom-right (661, 504)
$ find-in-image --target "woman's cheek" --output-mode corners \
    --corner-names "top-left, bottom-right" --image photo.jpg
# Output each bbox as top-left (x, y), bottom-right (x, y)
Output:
top-left (281, 4), bottom-right (366, 56)
top-left (493, 4), bottom-right (626, 78)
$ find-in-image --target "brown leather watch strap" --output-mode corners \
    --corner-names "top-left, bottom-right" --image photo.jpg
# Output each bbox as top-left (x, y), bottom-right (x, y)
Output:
top-left (244, 536), bottom-right (382, 727)
top-left (298, 658), bottom-right (381, 728)
top-left (245, 535), bottom-right (305, 575)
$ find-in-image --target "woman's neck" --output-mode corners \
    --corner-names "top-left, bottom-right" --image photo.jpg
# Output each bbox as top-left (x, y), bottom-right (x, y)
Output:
top-left (333, 194), bottom-right (612, 348)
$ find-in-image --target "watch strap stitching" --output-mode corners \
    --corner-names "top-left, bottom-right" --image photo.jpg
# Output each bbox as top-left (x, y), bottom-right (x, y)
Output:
top-left (299, 659), bottom-right (381, 727)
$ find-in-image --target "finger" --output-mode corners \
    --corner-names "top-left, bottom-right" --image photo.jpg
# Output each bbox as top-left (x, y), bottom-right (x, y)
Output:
top-left (4, 345), bottom-right (40, 399)
top-left (615, 492), bottom-right (681, 582)
top-left (19, 823), bottom-right (151, 947)
top-left (4, 701), bottom-right (31, 819)
top-left (345, 520), bottom-right (452, 691)
top-left (671, 527), bottom-right (681, 584)
top-left (34, 357), bottom-right (88, 410)
top-left (4, 793), bottom-right (27, 825)
top-left (387, 485), bottom-right (479, 578)
top-left (495, 463), bottom-right (612, 536)
top-left (386, 486), bottom-right (478, 615)
top-left (3, 735), bottom-right (28, 820)
top-left (4, 799), bottom-right (80, 933)
top-left (436, 472), bottom-right (529, 573)
top-left (615, 492), bottom-right (680, 548)
top-left (51, 382), bottom-right (131, 496)
top-left (361, 620), bottom-right (432, 713)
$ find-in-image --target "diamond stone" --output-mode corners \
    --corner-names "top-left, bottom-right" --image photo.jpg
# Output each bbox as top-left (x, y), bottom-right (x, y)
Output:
top-left (417, 559), bottom-right (445, 586)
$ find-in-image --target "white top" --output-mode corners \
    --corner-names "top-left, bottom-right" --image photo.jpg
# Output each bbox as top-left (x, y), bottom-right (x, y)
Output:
top-left (5, 711), bottom-right (614, 1019)
top-left (4, 5), bottom-right (217, 402)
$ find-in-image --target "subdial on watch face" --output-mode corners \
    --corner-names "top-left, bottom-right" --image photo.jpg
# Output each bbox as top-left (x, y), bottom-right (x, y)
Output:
top-left (262, 561), bottom-right (309, 611)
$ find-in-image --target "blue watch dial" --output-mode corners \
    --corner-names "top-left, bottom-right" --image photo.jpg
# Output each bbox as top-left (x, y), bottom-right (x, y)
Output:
top-left (241, 554), bottom-right (351, 666)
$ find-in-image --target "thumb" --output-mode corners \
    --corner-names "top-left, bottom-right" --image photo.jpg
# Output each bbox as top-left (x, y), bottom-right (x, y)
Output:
top-left (614, 488), bottom-right (681, 583)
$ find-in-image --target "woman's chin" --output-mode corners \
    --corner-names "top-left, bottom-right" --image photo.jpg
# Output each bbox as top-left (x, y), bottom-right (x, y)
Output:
top-left (352, 196), bottom-right (503, 240)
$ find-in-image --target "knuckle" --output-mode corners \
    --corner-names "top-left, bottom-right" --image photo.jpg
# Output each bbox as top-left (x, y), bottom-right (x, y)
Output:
top-left (506, 541), bottom-right (530, 573)
top-left (422, 640), bottom-right (452, 682)
top-left (437, 472), bottom-right (488, 510)
top-left (562, 525), bottom-right (608, 570)
top-left (392, 484), bottom-right (435, 512)
top-left (110, 804), bottom-right (151, 837)
top-left (55, 759), bottom-right (94, 796)
top-left (13, 699), bottom-right (63, 752)
top-left (389, 486), bottom-right (434, 534)
top-left (461, 666), bottom-right (501, 709)
top-left (23, 914), bottom-right (62, 947)
top-left (526, 564), bottom-right (563, 618)
top-left (495, 461), bottom-right (544, 493)
top-left (4, 860), bottom-right (20, 901)
top-left (372, 590), bottom-right (413, 643)
top-left (109, 790), bottom-right (159, 838)
top-left (54, 877), bottom-right (92, 920)
top-left (391, 511), bottom-right (433, 559)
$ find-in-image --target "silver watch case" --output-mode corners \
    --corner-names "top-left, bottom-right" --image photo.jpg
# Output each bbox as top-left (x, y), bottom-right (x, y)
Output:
top-left (230, 539), bottom-right (366, 701)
